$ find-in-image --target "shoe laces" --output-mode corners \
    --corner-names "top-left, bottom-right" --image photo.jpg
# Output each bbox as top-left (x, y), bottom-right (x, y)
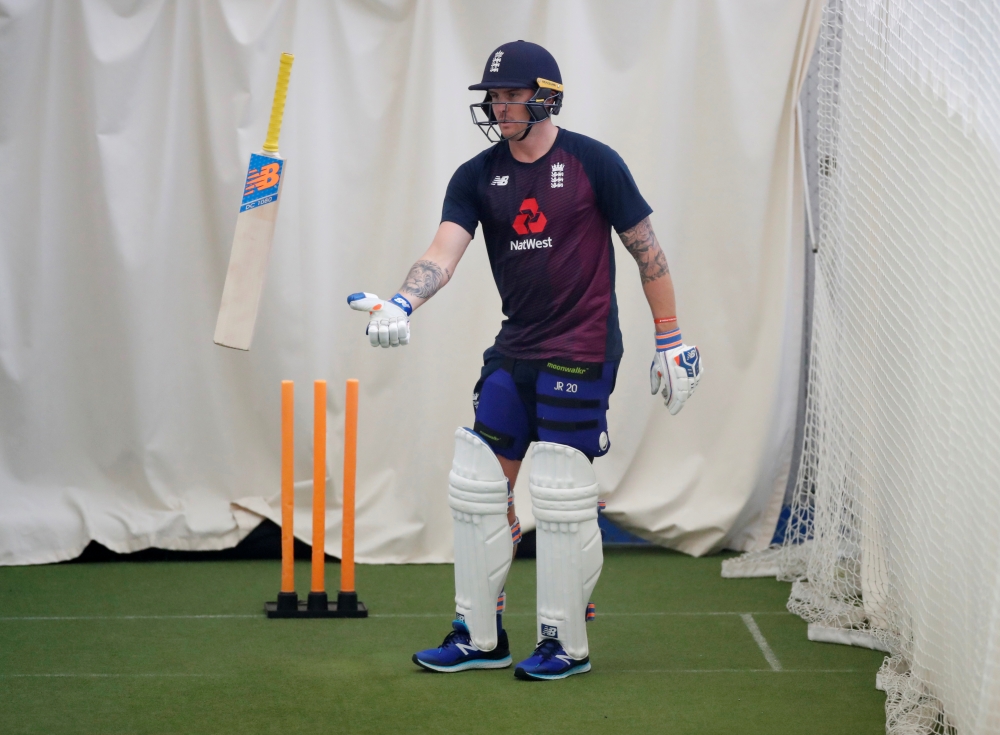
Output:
top-left (533, 638), bottom-right (563, 661)
top-left (440, 628), bottom-right (471, 650)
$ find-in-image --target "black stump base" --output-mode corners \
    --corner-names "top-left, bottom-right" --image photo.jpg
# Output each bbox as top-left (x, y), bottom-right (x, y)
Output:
top-left (265, 590), bottom-right (368, 618)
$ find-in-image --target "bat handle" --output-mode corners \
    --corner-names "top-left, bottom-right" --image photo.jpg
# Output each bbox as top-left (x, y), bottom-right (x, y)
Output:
top-left (263, 53), bottom-right (294, 153)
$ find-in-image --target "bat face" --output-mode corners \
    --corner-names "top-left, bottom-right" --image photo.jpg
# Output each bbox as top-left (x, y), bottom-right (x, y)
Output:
top-left (242, 153), bottom-right (284, 211)
top-left (213, 152), bottom-right (286, 350)
top-left (214, 52), bottom-right (294, 352)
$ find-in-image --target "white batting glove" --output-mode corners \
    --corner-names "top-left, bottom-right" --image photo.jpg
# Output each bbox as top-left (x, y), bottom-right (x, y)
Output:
top-left (649, 328), bottom-right (702, 415)
top-left (347, 292), bottom-right (411, 348)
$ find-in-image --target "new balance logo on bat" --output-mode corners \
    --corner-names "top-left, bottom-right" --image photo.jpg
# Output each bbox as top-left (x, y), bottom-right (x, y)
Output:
top-left (240, 153), bottom-right (284, 212)
top-left (491, 176), bottom-right (509, 186)
top-left (245, 164), bottom-right (280, 195)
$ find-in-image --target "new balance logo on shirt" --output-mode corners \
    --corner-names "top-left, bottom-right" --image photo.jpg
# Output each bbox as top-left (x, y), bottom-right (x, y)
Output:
top-left (491, 175), bottom-right (509, 186)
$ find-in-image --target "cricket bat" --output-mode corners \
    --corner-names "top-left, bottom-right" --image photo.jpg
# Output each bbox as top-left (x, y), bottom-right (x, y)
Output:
top-left (214, 52), bottom-right (295, 350)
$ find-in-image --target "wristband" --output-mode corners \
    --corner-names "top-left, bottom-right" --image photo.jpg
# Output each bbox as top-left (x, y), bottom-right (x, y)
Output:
top-left (654, 317), bottom-right (677, 325)
top-left (655, 328), bottom-right (682, 352)
top-left (390, 293), bottom-right (413, 316)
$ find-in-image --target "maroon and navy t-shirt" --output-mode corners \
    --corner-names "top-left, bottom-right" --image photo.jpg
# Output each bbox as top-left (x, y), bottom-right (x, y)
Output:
top-left (442, 129), bottom-right (651, 363)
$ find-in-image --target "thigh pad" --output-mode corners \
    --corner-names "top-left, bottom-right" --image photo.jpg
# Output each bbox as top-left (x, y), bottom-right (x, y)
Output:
top-left (473, 367), bottom-right (532, 460)
top-left (535, 361), bottom-right (615, 458)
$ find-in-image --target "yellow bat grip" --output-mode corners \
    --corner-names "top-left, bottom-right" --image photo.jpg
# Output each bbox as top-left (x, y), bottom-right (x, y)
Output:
top-left (262, 53), bottom-right (294, 153)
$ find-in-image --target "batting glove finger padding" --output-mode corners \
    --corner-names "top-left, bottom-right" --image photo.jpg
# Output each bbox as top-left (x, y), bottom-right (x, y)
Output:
top-left (348, 292), bottom-right (410, 348)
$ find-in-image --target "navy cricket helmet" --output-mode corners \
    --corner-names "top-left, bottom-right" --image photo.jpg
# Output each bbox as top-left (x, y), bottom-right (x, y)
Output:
top-left (469, 40), bottom-right (563, 142)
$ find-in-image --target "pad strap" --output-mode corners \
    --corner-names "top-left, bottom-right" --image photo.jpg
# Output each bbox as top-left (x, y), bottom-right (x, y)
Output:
top-left (536, 417), bottom-right (599, 432)
top-left (536, 394), bottom-right (602, 409)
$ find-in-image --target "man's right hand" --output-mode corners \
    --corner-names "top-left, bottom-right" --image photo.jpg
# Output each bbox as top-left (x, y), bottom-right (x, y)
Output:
top-left (347, 292), bottom-right (411, 348)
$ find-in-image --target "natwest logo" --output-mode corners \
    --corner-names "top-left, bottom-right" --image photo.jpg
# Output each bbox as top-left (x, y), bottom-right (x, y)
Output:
top-left (512, 198), bottom-right (547, 235)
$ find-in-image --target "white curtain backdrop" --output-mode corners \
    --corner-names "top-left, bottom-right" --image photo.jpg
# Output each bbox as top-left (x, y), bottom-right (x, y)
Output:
top-left (0, 0), bottom-right (819, 565)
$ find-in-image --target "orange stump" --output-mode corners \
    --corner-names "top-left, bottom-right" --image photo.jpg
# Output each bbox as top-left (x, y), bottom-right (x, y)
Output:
top-left (311, 380), bottom-right (327, 594)
top-left (265, 378), bottom-right (367, 618)
top-left (274, 381), bottom-right (298, 612)
top-left (341, 379), bottom-right (358, 594)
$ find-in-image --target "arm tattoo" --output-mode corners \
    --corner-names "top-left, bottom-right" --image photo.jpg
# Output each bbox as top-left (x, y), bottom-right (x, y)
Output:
top-left (619, 217), bottom-right (669, 285)
top-left (399, 259), bottom-right (450, 300)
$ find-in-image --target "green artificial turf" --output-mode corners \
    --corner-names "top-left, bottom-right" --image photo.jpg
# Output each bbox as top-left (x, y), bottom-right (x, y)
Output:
top-left (0, 548), bottom-right (887, 734)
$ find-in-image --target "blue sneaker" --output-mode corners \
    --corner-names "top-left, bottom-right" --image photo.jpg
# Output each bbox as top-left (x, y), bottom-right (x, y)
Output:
top-left (412, 620), bottom-right (512, 672)
top-left (514, 639), bottom-right (591, 680)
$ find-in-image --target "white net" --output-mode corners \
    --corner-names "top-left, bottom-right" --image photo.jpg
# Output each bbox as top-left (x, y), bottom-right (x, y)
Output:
top-left (724, 1), bottom-right (1000, 733)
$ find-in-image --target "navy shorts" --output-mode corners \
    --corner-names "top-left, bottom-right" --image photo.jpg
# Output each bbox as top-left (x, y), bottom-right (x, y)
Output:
top-left (472, 349), bottom-right (619, 461)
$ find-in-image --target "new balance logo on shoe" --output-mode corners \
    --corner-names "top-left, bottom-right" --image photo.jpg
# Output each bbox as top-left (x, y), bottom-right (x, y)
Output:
top-left (555, 653), bottom-right (574, 665)
top-left (491, 175), bottom-right (509, 186)
top-left (455, 643), bottom-right (480, 656)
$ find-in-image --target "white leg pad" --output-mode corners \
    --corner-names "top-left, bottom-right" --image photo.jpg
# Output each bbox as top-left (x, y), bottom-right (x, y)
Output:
top-left (448, 428), bottom-right (513, 652)
top-left (529, 441), bottom-right (603, 660)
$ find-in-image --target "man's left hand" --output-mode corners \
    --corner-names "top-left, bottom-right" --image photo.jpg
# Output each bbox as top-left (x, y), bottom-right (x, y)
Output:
top-left (650, 343), bottom-right (702, 415)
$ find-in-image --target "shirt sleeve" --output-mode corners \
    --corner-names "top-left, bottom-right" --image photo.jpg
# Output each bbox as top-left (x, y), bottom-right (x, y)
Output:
top-left (586, 142), bottom-right (653, 234)
top-left (441, 158), bottom-right (481, 237)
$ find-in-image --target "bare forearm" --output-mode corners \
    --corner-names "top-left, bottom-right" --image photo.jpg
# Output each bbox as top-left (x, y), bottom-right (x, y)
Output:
top-left (398, 259), bottom-right (451, 310)
top-left (642, 272), bottom-right (678, 332)
top-left (397, 222), bottom-right (471, 311)
top-left (619, 217), bottom-right (678, 331)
